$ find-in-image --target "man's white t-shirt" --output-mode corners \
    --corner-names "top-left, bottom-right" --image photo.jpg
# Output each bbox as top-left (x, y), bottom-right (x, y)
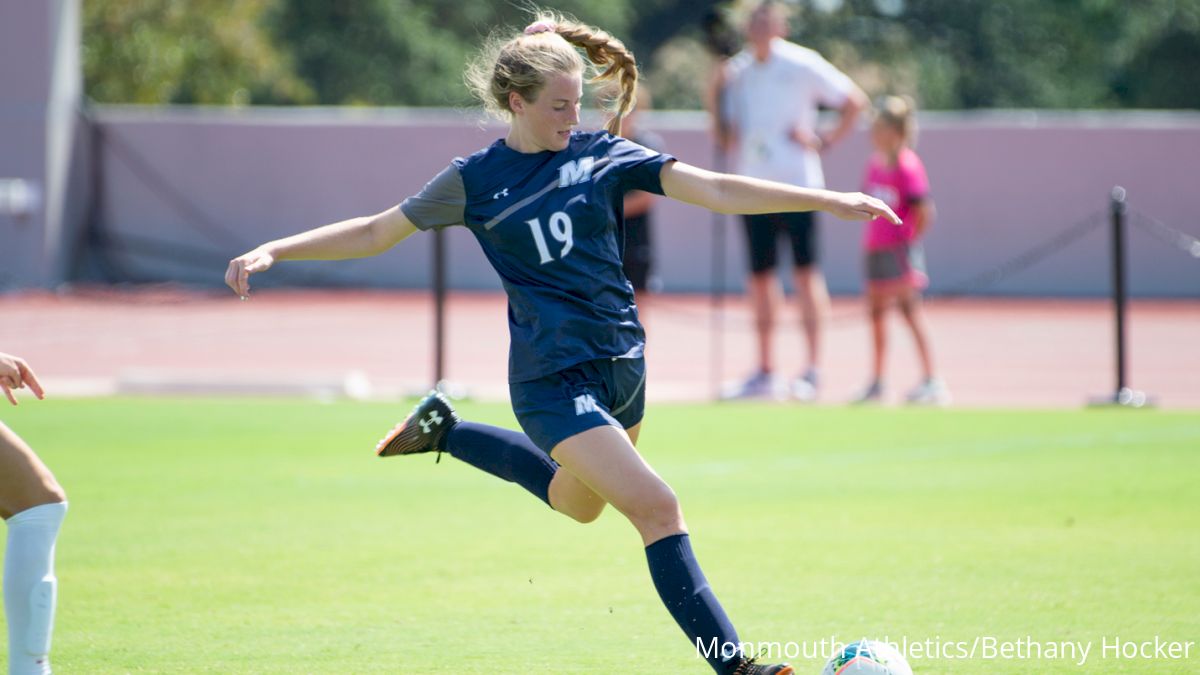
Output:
top-left (723, 38), bottom-right (855, 189)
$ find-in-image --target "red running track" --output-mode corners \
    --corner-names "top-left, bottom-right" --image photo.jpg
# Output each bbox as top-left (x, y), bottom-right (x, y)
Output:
top-left (2, 287), bottom-right (1197, 409)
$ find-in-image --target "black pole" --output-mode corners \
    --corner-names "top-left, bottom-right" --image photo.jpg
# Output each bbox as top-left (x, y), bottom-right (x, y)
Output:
top-left (701, 10), bottom-right (738, 401)
top-left (710, 145), bottom-right (726, 400)
top-left (705, 49), bottom-right (734, 401)
top-left (1089, 185), bottom-right (1150, 407)
top-left (433, 227), bottom-right (447, 389)
top-left (1110, 186), bottom-right (1128, 395)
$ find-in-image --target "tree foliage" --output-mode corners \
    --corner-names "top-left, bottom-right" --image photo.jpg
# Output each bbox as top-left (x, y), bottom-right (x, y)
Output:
top-left (783, 0), bottom-right (1200, 109)
top-left (81, 0), bottom-right (1200, 110)
top-left (260, 0), bottom-right (632, 107)
top-left (82, 0), bottom-right (311, 105)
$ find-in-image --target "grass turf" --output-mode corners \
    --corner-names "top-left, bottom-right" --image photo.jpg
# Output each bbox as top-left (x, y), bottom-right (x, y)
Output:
top-left (1, 398), bottom-right (1197, 673)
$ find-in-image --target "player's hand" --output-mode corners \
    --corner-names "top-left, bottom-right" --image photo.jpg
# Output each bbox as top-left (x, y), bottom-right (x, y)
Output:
top-left (788, 127), bottom-right (824, 153)
top-left (225, 247), bottom-right (275, 299)
top-left (0, 352), bottom-right (45, 406)
top-left (827, 191), bottom-right (902, 225)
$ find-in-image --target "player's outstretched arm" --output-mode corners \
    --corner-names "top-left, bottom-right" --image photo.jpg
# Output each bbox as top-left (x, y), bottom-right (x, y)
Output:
top-left (659, 160), bottom-right (900, 224)
top-left (0, 352), bottom-right (45, 406)
top-left (225, 205), bottom-right (417, 298)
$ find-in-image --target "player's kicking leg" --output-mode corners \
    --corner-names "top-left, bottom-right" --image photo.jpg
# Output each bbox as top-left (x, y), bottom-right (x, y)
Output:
top-left (375, 391), bottom-right (581, 516)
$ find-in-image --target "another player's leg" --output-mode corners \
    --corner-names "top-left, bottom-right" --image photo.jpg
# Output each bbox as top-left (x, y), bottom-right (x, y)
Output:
top-left (2, 423), bottom-right (67, 675)
top-left (551, 426), bottom-right (792, 675)
top-left (789, 213), bottom-right (827, 401)
top-left (750, 271), bottom-right (781, 375)
top-left (853, 286), bottom-right (889, 404)
top-left (898, 290), bottom-right (949, 405)
top-left (725, 215), bottom-right (783, 400)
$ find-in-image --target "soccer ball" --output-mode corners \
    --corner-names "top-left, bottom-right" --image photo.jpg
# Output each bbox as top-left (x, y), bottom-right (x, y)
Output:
top-left (821, 640), bottom-right (912, 674)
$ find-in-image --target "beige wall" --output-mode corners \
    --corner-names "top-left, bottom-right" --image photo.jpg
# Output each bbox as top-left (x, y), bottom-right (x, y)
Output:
top-left (29, 106), bottom-right (1200, 297)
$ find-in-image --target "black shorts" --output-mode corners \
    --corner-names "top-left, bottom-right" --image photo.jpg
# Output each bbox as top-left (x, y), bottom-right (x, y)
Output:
top-left (509, 357), bottom-right (647, 455)
top-left (742, 211), bottom-right (819, 273)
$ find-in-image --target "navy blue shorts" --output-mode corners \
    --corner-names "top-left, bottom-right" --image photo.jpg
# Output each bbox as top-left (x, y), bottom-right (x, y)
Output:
top-left (742, 211), bottom-right (819, 272)
top-left (510, 357), bottom-right (647, 455)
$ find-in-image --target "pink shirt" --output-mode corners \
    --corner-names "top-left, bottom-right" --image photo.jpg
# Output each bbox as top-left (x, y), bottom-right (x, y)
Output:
top-left (862, 147), bottom-right (929, 250)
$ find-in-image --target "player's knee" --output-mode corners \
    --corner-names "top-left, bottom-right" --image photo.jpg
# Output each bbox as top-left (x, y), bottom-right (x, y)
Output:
top-left (1, 482), bottom-right (66, 519)
top-left (627, 485), bottom-right (683, 533)
top-left (43, 479), bottom-right (66, 505)
top-left (33, 478), bottom-right (67, 507)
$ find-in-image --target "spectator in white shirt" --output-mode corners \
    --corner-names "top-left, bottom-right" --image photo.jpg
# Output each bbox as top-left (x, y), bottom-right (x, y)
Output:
top-left (713, 0), bottom-right (868, 401)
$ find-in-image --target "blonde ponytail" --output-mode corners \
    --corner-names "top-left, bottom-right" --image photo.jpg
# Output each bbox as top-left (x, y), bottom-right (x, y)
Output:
top-left (465, 10), bottom-right (639, 136)
top-left (552, 19), bottom-right (639, 135)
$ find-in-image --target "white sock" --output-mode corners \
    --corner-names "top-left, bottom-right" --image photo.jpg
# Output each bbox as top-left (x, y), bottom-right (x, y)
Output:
top-left (4, 502), bottom-right (67, 675)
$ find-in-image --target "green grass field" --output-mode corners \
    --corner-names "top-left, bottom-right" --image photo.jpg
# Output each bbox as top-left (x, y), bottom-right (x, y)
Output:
top-left (2, 398), bottom-right (1197, 673)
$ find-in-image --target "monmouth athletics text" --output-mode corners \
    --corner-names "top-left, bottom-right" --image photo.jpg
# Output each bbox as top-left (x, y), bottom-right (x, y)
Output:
top-left (696, 636), bottom-right (1195, 667)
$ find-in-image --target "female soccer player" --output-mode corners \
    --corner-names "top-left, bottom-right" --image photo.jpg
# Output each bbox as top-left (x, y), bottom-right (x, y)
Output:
top-left (226, 14), bottom-right (897, 674)
top-left (853, 96), bottom-right (949, 405)
top-left (1, 352), bottom-right (67, 675)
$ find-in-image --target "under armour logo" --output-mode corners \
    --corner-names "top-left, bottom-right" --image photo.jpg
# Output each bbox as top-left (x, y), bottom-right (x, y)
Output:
top-left (493, 188), bottom-right (509, 200)
top-left (573, 394), bottom-right (597, 415)
top-left (418, 411), bottom-right (444, 434)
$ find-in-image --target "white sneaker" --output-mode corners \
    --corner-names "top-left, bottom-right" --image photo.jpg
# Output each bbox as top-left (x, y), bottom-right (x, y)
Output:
top-left (906, 378), bottom-right (951, 406)
top-left (721, 371), bottom-right (784, 400)
top-left (791, 370), bottom-right (819, 402)
top-left (852, 380), bottom-right (884, 404)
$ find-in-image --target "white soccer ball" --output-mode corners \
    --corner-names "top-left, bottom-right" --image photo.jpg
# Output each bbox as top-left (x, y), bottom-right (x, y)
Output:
top-left (821, 640), bottom-right (912, 675)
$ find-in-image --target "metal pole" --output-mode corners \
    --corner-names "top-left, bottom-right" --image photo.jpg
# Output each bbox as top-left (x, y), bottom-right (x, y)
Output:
top-left (709, 55), bottom-right (731, 401)
top-left (433, 227), bottom-right (446, 389)
top-left (1110, 186), bottom-right (1127, 395)
top-left (711, 146), bottom-right (726, 400)
top-left (1088, 186), bottom-right (1150, 407)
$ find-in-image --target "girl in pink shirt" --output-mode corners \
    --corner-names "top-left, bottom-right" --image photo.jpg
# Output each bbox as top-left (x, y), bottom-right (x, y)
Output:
top-left (855, 97), bottom-right (949, 404)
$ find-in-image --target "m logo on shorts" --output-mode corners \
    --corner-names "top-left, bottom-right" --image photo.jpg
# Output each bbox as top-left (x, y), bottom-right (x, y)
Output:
top-left (573, 394), bottom-right (597, 415)
top-left (558, 157), bottom-right (595, 188)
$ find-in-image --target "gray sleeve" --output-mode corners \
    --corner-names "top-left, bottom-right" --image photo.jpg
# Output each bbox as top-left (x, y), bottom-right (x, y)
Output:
top-left (400, 163), bottom-right (466, 231)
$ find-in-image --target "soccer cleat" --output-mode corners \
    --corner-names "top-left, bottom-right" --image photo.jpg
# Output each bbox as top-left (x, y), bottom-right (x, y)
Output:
top-left (791, 368), bottom-right (819, 402)
top-left (905, 377), bottom-right (951, 406)
top-left (375, 390), bottom-right (460, 459)
top-left (731, 658), bottom-right (794, 675)
top-left (721, 371), bottom-right (785, 400)
top-left (852, 380), bottom-right (884, 405)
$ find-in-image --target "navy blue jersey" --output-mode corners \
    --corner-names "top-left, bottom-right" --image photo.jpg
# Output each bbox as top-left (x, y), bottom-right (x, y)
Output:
top-left (401, 130), bottom-right (676, 382)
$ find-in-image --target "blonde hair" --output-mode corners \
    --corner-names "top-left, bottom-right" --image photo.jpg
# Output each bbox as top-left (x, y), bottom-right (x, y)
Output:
top-left (465, 11), bottom-right (638, 135)
top-left (876, 95), bottom-right (918, 146)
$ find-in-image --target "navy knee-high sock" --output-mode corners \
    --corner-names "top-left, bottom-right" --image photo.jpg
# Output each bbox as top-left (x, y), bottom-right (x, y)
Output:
top-left (646, 533), bottom-right (743, 673)
top-left (443, 422), bottom-right (558, 507)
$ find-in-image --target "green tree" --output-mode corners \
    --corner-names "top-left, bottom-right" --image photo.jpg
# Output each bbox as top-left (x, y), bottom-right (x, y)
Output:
top-left (262, 0), bottom-right (635, 107)
top-left (80, 0), bottom-right (1200, 110)
top-left (83, 0), bottom-right (311, 105)
top-left (785, 0), bottom-right (1200, 110)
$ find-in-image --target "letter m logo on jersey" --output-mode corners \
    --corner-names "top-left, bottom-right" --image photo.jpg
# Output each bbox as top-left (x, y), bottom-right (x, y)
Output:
top-left (558, 157), bottom-right (595, 188)
top-left (573, 394), bottom-right (598, 415)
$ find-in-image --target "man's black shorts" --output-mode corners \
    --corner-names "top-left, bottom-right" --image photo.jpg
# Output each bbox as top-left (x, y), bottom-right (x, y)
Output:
top-left (741, 211), bottom-right (819, 273)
